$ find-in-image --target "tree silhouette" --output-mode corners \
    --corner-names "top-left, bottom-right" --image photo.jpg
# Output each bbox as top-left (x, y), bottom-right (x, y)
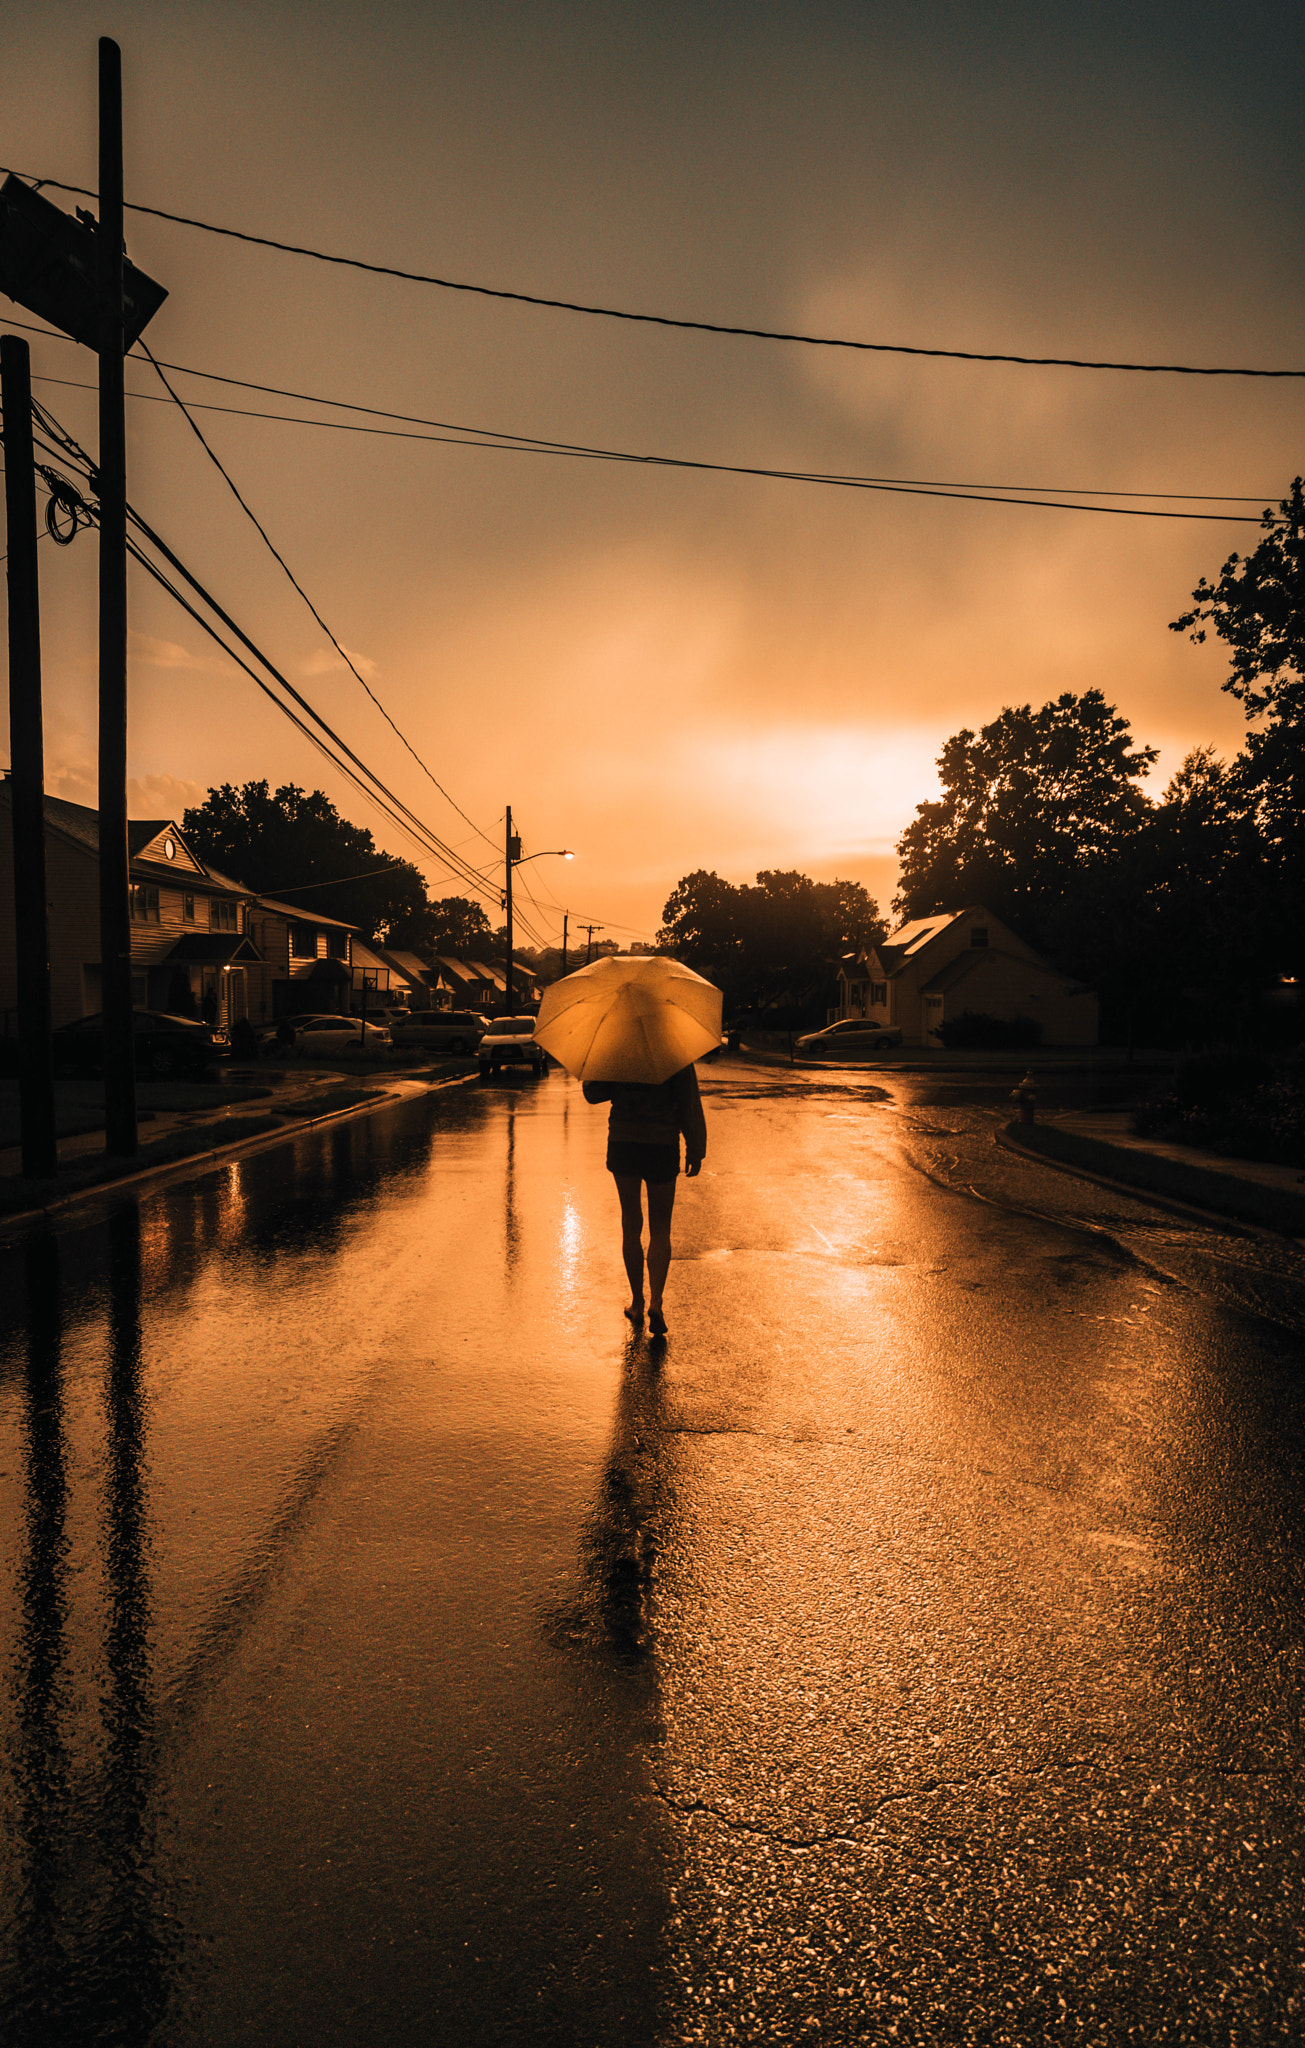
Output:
top-left (181, 781), bottom-right (433, 948)
top-left (1172, 479), bottom-right (1305, 974)
top-left (893, 690), bottom-right (1157, 947)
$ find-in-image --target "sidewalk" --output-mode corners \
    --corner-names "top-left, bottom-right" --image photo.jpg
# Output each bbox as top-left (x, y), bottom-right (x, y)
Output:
top-left (1001, 1108), bottom-right (1305, 1237)
top-left (0, 1059), bottom-right (471, 1229)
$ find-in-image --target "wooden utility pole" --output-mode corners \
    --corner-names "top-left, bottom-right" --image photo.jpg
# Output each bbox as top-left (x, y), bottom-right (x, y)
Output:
top-left (504, 806), bottom-right (521, 1011)
top-left (2, 334), bottom-right (58, 1178)
top-left (580, 922), bottom-right (603, 964)
top-left (98, 35), bottom-right (136, 1156)
top-left (561, 911), bottom-right (568, 974)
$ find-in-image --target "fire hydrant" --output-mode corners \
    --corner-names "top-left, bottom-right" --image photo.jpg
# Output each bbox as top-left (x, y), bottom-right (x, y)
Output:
top-left (1011, 1070), bottom-right (1037, 1125)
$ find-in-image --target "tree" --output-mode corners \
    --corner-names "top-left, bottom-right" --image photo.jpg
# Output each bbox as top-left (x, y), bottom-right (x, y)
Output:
top-left (1172, 479), bottom-right (1305, 974)
top-left (893, 690), bottom-right (1157, 948)
top-left (427, 896), bottom-right (493, 955)
top-left (181, 782), bottom-right (433, 948)
top-left (659, 868), bottom-right (884, 1012)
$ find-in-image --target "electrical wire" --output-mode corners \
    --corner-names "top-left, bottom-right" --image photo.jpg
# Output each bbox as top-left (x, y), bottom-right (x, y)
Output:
top-left (5, 169), bottom-right (1302, 380)
top-left (135, 339), bottom-right (500, 849)
top-left (26, 397), bottom-right (514, 912)
top-left (10, 335), bottom-right (1281, 521)
top-left (28, 394), bottom-right (502, 902)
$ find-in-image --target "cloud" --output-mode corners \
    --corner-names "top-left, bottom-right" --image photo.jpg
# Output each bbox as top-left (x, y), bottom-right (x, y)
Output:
top-left (127, 773), bottom-right (207, 819)
top-left (39, 707), bottom-right (97, 808)
top-left (128, 631), bottom-right (206, 671)
top-left (301, 645), bottom-right (381, 681)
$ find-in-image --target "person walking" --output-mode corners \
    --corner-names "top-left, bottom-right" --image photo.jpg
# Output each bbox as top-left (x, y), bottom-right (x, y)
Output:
top-left (583, 1063), bottom-right (706, 1335)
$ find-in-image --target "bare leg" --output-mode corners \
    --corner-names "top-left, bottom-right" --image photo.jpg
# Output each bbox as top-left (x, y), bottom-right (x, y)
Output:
top-left (613, 1174), bottom-right (646, 1315)
top-left (646, 1177), bottom-right (677, 1315)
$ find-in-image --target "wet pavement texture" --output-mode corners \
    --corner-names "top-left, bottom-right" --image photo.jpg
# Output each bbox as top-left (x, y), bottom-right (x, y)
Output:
top-left (1, 1060), bottom-right (1303, 2045)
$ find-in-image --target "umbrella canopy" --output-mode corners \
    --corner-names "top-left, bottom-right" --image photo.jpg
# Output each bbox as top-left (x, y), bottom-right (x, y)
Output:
top-left (534, 954), bottom-right (723, 1085)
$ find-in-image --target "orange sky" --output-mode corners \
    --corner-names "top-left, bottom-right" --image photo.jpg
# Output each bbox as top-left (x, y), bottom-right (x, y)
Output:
top-left (3, 1), bottom-right (1303, 947)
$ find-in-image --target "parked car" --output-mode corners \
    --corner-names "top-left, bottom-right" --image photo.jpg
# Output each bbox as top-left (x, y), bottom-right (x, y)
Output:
top-left (388, 1009), bottom-right (487, 1056)
top-left (349, 1004), bottom-right (411, 1032)
top-left (478, 1016), bottom-right (548, 1079)
top-left (272, 1013), bottom-right (392, 1057)
top-left (51, 1008), bottom-right (223, 1078)
top-left (794, 1019), bottom-right (903, 1054)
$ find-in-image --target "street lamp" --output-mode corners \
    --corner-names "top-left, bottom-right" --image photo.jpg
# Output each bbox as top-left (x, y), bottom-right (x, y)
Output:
top-left (504, 807), bottom-right (574, 1009)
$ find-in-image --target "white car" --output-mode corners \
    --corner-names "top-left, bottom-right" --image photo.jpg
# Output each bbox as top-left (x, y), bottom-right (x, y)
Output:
top-left (286, 1013), bottom-right (392, 1056)
top-left (478, 1015), bottom-right (548, 1078)
top-left (795, 1019), bottom-right (903, 1053)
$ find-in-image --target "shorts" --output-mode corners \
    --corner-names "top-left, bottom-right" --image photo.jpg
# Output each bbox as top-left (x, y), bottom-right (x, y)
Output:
top-left (606, 1138), bottom-right (679, 1185)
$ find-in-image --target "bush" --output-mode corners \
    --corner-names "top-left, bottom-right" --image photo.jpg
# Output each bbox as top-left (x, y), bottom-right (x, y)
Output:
top-left (934, 1011), bottom-right (1043, 1049)
top-left (1134, 1048), bottom-right (1305, 1166)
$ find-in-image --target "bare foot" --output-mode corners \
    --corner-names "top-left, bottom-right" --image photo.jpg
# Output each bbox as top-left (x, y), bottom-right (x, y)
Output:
top-left (624, 1303), bottom-right (645, 1326)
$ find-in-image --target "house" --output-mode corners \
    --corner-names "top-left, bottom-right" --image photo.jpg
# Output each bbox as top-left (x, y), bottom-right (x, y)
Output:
top-left (243, 895), bottom-right (358, 1021)
top-left (836, 906), bottom-right (1098, 1047)
top-left (374, 948), bottom-right (448, 1010)
top-left (0, 778), bottom-right (370, 1033)
top-left (0, 781), bottom-right (262, 1033)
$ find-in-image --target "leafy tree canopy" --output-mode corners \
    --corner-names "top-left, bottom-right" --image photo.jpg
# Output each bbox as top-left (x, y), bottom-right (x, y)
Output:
top-left (181, 781), bottom-right (434, 949)
top-left (1171, 478), bottom-right (1305, 873)
top-left (1171, 479), bottom-right (1305, 721)
top-left (893, 690), bottom-right (1157, 941)
top-left (427, 896), bottom-right (493, 955)
top-left (658, 868), bottom-right (883, 1008)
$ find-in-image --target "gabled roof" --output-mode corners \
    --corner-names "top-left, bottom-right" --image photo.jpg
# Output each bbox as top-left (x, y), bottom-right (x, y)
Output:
top-left (255, 894), bottom-right (357, 930)
top-left (0, 781), bottom-right (250, 891)
top-left (166, 933), bottom-right (265, 964)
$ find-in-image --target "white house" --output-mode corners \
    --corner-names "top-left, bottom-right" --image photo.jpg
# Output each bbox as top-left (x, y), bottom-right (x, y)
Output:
top-left (837, 906), bottom-right (1098, 1047)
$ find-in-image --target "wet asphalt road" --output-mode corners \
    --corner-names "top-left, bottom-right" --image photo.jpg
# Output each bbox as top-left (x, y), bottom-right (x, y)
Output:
top-left (1, 1059), bottom-right (1303, 2046)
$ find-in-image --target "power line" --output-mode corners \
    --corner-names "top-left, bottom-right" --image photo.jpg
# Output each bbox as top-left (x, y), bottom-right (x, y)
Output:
top-left (27, 399), bottom-right (512, 911)
top-left (4, 169), bottom-right (1302, 380)
top-left (8, 318), bottom-right (1281, 518)
top-left (134, 339), bottom-right (501, 851)
top-left (16, 361), bottom-right (1277, 525)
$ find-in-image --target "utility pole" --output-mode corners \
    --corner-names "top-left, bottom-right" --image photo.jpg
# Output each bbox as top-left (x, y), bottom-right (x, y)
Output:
top-left (2, 334), bottom-right (58, 1179)
top-left (580, 922), bottom-right (604, 965)
top-left (504, 805), bottom-right (521, 1011)
top-left (98, 36), bottom-right (136, 1156)
top-left (561, 911), bottom-right (568, 975)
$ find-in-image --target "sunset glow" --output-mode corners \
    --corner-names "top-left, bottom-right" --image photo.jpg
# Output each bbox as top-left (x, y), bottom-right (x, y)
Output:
top-left (3, 3), bottom-right (1301, 943)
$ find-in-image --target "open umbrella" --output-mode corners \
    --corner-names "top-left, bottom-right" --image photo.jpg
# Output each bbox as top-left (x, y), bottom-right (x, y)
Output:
top-left (533, 954), bottom-right (723, 1085)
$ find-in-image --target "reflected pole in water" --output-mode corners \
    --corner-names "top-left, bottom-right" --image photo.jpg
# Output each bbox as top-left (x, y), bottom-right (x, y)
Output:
top-left (95, 1205), bottom-right (173, 2035)
top-left (11, 1236), bottom-right (73, 2033)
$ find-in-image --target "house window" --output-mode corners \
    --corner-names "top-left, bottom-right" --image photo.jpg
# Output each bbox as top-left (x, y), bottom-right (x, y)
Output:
top-left (208, 898), bottom-right (236, 933)
top-left (290, 922), bottom-right (317, 959)
top-left (129, 883), bottom-right (160, 922)
top-left (870, 981), bottom-right (888, 1006)
top-left (327, 930), bottom-right (349, 960)
top-left (970, 927), bottom-right (989, 948)
top-left (183, 892), bottom-right (196, 923)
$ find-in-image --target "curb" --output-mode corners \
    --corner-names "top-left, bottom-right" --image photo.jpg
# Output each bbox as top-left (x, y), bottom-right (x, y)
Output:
top-left (0, 1072), bottom-right (477, 1240)
top-left (998, 1120), bottom-right (1305, 1239)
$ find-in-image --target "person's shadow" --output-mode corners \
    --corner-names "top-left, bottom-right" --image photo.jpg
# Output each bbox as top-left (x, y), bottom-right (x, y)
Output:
top-left (550, 1338), bottom-right (668, 1666)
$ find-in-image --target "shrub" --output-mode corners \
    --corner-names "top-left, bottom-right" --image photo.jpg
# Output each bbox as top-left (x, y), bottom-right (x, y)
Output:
top-left (934, 1011), bottom-right (1043, 1049)
top-left (1133, 1049), bottom-right (1305, 1166)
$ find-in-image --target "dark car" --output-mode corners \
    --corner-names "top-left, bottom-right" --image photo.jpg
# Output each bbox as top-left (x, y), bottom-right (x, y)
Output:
top-left (52, 1009), bottom-right (222, 1079)
top-left (794, 1018), bottom-right (903, 1054)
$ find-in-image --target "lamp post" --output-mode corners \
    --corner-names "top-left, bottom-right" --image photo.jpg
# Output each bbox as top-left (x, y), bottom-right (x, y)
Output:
top-left (503, 805), bottom-right (573, 1009)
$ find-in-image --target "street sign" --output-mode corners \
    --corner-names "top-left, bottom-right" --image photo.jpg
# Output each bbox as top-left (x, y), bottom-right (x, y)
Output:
top-left (0, 173), bottom-right (167, 349)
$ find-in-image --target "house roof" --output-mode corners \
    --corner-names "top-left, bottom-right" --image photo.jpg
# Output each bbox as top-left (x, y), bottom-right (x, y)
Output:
top-left (0, 783), bottom-right (250, 893)
top-left (377, 948), bottom-right (432, 982)
top-left (256, 894), bottom-right (357, 929)
top-left (166, 933), bottom-right (265, 964)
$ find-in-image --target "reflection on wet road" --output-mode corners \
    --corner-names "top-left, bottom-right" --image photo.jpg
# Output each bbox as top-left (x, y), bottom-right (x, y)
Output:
top-left (1, 1062), bottom-right (1303, 2043)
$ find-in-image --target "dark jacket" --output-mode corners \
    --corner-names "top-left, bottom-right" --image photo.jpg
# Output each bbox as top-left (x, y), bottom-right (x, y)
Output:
top-left (583, 1063), bottom-right (707, 1163)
